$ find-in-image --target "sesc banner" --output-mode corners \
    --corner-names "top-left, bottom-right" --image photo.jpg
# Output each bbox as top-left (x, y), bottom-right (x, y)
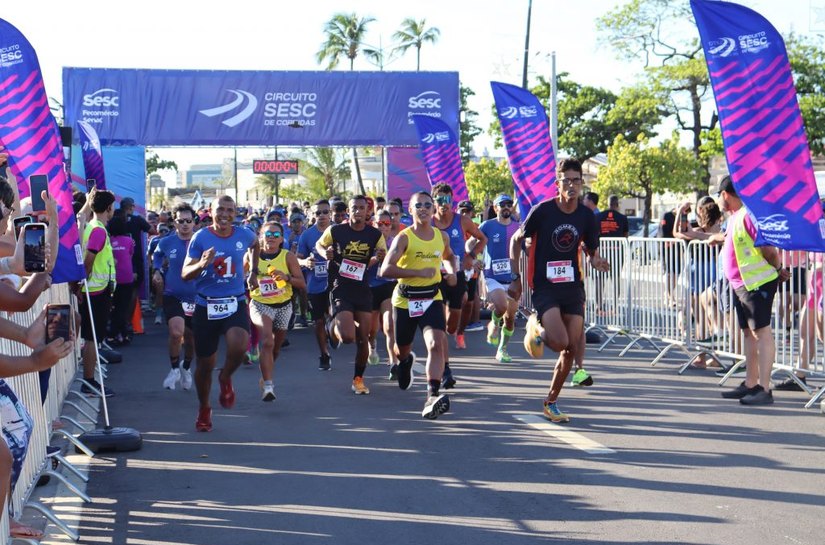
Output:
top-left (0, 18), bottom-right (85, 283)
top-left (692, 0), bottom-right (825, 250)
top-left (77, 120), bottom-right (107, 189)
top-left (411, 115), bottom-right (469, 204)
top-left (63, 69), bottom-right (459, 147)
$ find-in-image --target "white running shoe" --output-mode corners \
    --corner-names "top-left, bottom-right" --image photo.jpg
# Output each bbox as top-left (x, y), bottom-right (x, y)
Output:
top-left (261, 384), bottom-right (276, 402)
top-left (180, 368), bottom-right (193, 390)
top-left (163, 368), bottom-right (181, 390)
top-left (368, 350), bottom-right (380, 365)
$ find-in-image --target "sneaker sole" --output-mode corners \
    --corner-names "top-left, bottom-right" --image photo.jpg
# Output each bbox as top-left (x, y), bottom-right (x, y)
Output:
top-left (351, 387), bottom-right (370, 395)
top-left (422, 395), bottom-right (450, 419)
top-left (262, 392), bottom-right (276, 402)
top-left (543, 413), bottom-right (570, 423)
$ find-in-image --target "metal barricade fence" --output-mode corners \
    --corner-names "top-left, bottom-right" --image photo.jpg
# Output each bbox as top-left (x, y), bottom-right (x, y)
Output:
top-left (582, 237), bottom-right (632, 344)
top-left (1, 284), bottom-right (89, 544)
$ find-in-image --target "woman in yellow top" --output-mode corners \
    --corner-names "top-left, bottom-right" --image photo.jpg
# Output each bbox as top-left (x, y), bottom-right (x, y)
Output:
top-left (380, 191), bottom-right (458, 420)
top-left (249, 221), bottom-right (305, 401)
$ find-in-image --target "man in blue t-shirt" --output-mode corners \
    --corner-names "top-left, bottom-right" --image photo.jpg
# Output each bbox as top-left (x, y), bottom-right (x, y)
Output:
top-left (475, 194), bottom-right (521, 363)
top-left (153, 203), bottom-right (198, 393)
top-left (182, 196), bottom-right (258, 432)
top-left (297, 199), bottom-right (332, 370)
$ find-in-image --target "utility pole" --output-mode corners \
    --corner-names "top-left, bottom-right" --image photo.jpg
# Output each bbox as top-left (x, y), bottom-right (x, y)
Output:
top-left (233, 147), bottom-right (238, 201)
top-left (522, 0), bottom-right (533, 89)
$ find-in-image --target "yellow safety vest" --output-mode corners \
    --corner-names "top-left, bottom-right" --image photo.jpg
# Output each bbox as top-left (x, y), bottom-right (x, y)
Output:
top-left (731, 209), bottom-right (778, 291)
top-left (82, 218), bottom-right (116, 293)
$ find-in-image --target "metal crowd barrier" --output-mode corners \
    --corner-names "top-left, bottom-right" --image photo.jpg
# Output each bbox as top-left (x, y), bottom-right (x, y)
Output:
top-left (516, 235), bottom-right (824, 411)
top-left (1, 284), bottom-right (95, 544)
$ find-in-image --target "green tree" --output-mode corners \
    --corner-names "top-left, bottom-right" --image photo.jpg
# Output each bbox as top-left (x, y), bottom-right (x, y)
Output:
top-left (464, 158), bottom-right (514, 208)
top-left (597, 0), bottom-right (717, 193)
top-left (787, 34), bottom-right (825, 157)
top-left (391, 17), bottom-right (440, 71)
top-left (301, 147), bottom-right (351, 198)
top-left (594, 132), bottom-right (702, 234)
top-left (317, 13), bottom-right (375, 195)
top-left (145, 149), bottom-right (177, 175)
top-left (460, 84), bottom-right (482, 166)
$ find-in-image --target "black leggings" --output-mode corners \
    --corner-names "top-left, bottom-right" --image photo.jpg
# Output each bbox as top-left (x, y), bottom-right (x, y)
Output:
top-left (109, 282), bottom-right (134, 337)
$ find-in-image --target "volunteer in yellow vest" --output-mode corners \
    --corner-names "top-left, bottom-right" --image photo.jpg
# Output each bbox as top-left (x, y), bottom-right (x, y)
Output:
top-left (249, 221), bottom-right (305, 402)
top-left (711, 176), bottom-right (789, 405)
top-left (380, 191), bottom-right (458, 420)
top-left (79, 190), bottom-right (117, 397)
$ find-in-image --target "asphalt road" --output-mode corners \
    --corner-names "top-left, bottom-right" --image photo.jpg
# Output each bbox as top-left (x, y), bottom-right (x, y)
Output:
top-left (38, 315), bottom-right (825, 545)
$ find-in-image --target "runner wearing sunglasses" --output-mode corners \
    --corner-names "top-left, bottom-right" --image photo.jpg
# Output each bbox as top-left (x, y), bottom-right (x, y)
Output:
top-left (152, 203), bottom-right (198, 392)
top-left (316, 195), bottom-right (387, 395)
top-left (297, 199), bottom-right (334, 370)
top-left (249, 221), bottom-right (305, 402)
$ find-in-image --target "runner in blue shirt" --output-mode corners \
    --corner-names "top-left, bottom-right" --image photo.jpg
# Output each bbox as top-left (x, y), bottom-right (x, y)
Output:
top-left (152, 203), bottom-right (198, 392)
top-left (297, 199), bottom-right (332, 370)
top-left (182, 196), bottom-right (259, 432)
top-left (475, 194), bottom-right (521, 363)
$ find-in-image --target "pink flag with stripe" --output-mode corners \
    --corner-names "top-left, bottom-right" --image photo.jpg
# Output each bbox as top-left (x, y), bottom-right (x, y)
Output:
top-left (0, 18), bottom-right (85, 282)
top-left (411, 115), bottom-right (469, 204)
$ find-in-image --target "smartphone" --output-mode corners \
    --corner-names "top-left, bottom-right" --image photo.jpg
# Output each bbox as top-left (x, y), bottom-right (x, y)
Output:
top-left (46, 304), bottom-right (72, 344)
top-left (22, 223), bottom-right (46, 273)
top-left (86, 178), bottom-right (96, 192)
top-left (29, 174), bottom-right (48, 212)
top-left (13, 216), bottom-right (33, 239)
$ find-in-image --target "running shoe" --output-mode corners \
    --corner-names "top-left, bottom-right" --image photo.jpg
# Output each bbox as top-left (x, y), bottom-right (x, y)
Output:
top-left (455, 334), bottom-right (466, 349)
top-left (495, 348), bottom-right (512, 363)
top-left (388, 363), bottom-right (398, 381)
top-left (246, 350), bottom-right (260, 365)
top-left (319, 354), bottom-right (332, 371)
top-left (218, 375), bottom-right (236, 409)
top-left (441, 367), bottom-right (457, 390)
top-left (543, 401), bottom-right (570, 423)
top-left (325, 319), bottom-right (340, 350)
top-left (368, 350), bottom-right (380, 365)
top-left (487, 321), bottom-right (500, 346)
top-left (196, 407), bottom-right (212, 432)
top-left (523, 313), bottom-right (544, 358)
top-left (352, 377), bottom-right (370, 395)
top-left (397, 353), bottom-right (415, 391)
top-left (81, 379), bottom-right (115, 398)
top-left (154, 313), bottom-right (163, 325)
top-left (180, 368), bottom-right (193, 391)
top-left (721, 381), bottom-right (762, 399)
top-left (571, 368), bottom-right (594, 387)
top-left (740, 389), bottom-right (774, 405)
top-left (261, 384), bottom-right (276, 402)
top-left (422, 394), bottom-right (450, 419)
top-left (773, 376), bottom-right (806, 391)
top-left (163, 368), bottom-right (181, 390)
top-left (465, 321), bottom-right (484, 332)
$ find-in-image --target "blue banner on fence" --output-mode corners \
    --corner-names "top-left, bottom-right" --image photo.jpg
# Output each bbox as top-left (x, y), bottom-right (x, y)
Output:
top-left (0, 18), bottom-right (85, 283)
top-left (491, 81), bottom-right (557, 220)
top-left (63, 69), bottom-right (460, 147)
top-left (411, 115), bottom-right (469, 204)
top-left (692, 0), bottom-right (825, 251)
top-left (77, 120), bottom-right (107, 190)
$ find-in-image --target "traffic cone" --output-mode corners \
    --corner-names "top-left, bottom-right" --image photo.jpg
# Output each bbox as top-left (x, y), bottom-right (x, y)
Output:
top-left (132, 303), bottom-right (144, 335)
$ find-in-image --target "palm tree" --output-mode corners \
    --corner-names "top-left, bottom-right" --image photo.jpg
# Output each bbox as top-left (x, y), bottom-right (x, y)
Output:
top-left (302, 148), bottom-right (351, 197)
top-left (317, 12), bottom-right (375, 194)
top-left (392, 18), bottom-right (441, 71)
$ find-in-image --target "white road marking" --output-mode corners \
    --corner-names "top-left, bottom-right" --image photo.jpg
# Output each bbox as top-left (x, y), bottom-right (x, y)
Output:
top-left (513, 414), bottom-right (616, 454)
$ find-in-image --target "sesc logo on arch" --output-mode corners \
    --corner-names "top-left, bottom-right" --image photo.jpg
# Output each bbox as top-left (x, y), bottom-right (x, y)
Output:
top-left (407, 91), bottom-right (442, 124)
top-left (81, 89), bottom-right (120, 124)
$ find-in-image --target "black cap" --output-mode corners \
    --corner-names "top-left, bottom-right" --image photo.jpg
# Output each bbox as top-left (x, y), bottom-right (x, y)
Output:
top-left (718, 176), bottom-right (736, 197)
top-left (457, 200), bottom-right (473, 210)
top-left (120, 197), bottom-right (135, 208)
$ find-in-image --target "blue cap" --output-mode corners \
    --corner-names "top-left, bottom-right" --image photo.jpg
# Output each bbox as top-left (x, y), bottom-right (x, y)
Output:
top-left (494, 194), bottom-right (514, 205)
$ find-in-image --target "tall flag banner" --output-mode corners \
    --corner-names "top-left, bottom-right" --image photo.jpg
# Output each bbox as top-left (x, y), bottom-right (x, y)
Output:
top-left (692, 0), bottom-right (825, 251)
top-left (491, 81), bottom-right (558, 220)
top-left (0, 18), bottom-right (85, 282)
top-left (76, 120), bottom-right (107, 189)
top-left (411, 115), bottom-right (469, 204)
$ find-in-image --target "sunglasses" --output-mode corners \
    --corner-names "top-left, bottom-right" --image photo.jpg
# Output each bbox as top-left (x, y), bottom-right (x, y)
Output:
top-left (414, 202), bottom-right (434, 209)
top-left (264, 231), bottom-right (282, 238)
top-left (435, 195), bottom-right (452, 205)
top-left (377, 220), bottom-right (391, 226)
top-left (314, 210), bottom-right (330, 216)
top-left (176, 218), bottom-right (193, 224)
top-left (497, 202), bottom-right (514, 208)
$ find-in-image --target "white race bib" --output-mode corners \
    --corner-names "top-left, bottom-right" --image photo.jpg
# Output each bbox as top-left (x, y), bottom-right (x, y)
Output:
top-left (182, 302), bottom-right (196, 317)
top-left (492, 259), bottom-right (511, 275)
top-left (409, 298), bottom-right (434, 318)
top-left (546, 260), bottom-right (574, 283)
top-left (314, 261), bottom-right (328, 278)
top-left (259, 278), bottom-right (284, 297)
top-left (339, 258), bottom-right (366, 281)
top-left (206, 296), bottom-right (238, 320)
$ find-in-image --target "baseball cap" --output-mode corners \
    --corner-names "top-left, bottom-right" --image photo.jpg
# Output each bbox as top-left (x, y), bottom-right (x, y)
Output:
top-left (457, 200), bottom-right (474, 211)
top-left (289, 213), bottom-right (305, 223)
top-left (717, 176), bottom-right (736, 197)
top-left (494, 194), bottom-right (514, 205)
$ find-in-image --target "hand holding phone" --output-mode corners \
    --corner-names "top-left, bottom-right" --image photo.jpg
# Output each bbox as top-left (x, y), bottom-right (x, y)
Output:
top-left (29, 174), bottom-right (48, 212)
top-left (46, 304), bottom-right (73, 344)
top-left (13, 216), bottom-right (33, 240)
top-left (22, 223), bottom-right (46, 273)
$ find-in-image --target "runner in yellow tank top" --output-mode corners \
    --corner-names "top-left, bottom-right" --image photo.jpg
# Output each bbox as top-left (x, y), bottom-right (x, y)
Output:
top-left (380, 191), bottom-right (458, 420)
top-left (248, 221), bottom-right (305, 402)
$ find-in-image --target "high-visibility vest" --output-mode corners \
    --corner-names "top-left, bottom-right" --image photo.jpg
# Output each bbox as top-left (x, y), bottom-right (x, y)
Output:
top-left (82, 218), bottom-right (116, 293)
top-left (731, 209), bottom-right (778, 291)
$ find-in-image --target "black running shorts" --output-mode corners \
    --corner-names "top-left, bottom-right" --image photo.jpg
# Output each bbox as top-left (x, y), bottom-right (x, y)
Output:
top-left (80, 291), bottom-right (111, 342)
top-left (163, 295), bottom-right (193, 329)
top-left (532, 284), bottom-right (586, 318)
top-left (393, 300), bottom-right (446, 347)
top-left (370, 282), bottom-right (395, 311)
top-left (192, 300), bottom-right (250, 358)
top-left (439, 273), bottom-right (467, 310)
top-left (732, 278), bottom-right (777, 331)
top-left (308, 290), bottom-right (330, 322)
